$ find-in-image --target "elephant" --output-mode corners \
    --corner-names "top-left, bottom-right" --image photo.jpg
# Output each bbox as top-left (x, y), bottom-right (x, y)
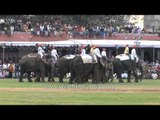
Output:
top-left (111, 54), bottom-right (143, 83)
top-left (101, 60), bottom-right (114, 83)
top-left (69, 55), bottom-right (109, 84)
top-left (18, 53), bottom-right (55, 82)
top-left (136, 59), bottom-right (145, 82)
top-left (55, 54), bottom-right (76, 83)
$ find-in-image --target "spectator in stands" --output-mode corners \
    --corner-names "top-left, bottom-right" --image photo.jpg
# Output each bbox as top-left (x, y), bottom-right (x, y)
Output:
top-left (23, 24), bottom-right (28, 32)
top-left (155, 60), bottom-right (159, 67)
top-left (35, 23), bottom-right (40, 36)
top-left (10, 25), bottom-right (14, 35)
top-left (43, 22), bottom-right (49, 37)
top-left (17, 19), bottom-right (23, 31)
top-left (152, 71), bottom-right (158, 79)
top-left (40, 23), bottom-right (44, 37)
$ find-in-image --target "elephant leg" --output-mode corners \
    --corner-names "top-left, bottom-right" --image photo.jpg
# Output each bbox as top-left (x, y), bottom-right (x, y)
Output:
top-left (27, 72), bottom-right (32, 82)
top-left (127, 71), bottom-right (132, 83)
top-left (39, 69), bottom-right (45, 82)
top-left (76, 75), bottom-right (82, 84)
top-left (69, 68), bottom-right (76, 84)
top-left (109, 68), bottom-right (114, 82)
top-left (133, 69), bottom-right (139, 82)
top-left (19, 71), bottom-right (24, 82)
top-left (59, 72), bottom-right (65, 83)
top-left (82, 75), bottom-right (86, 83)
top-left (48, 71), bottom-right (51, 82)
top-left (84, 74), bottom-right (89, 83)
top-left (50, 68), bottom-right (55, 82)
top-left (110, 73), bottom-right (114, 83)
top-left (36, 72), bottom-right (41, 82)
top-left (117, 72), bottom-right (124, 83)
top-left (69, 72), bottom-right (75, 84)
top-left (99, 70), bottom-right (103, 83)
top-left (48, 70), bottom-right (55, 82)
top-left (41, 72), bottom-right (45, 82)
top-left (91, 74), bottom-right (96, 84)
top-left (92, 65), bottom-right (100, 84)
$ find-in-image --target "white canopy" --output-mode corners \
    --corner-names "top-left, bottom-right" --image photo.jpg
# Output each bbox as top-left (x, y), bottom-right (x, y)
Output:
top-left (0, 39), bottom-right (160, 48)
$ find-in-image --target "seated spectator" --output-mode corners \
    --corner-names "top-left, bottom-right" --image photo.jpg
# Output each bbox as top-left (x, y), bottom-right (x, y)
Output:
top-left (23, 24), bottom-right (28, 32)
top-left (152, 72), bottom-right (158, 79)
top-left (35, 23), bottom-right (40, 36)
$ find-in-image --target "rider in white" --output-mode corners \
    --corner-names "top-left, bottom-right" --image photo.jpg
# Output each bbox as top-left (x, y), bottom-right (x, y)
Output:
top-left (51, 46), bottom-right (59, 61)
top-left (93, 47), bottom-right (102, 58)
top-left (38, 44), bottom-right (45, 58)
top-left (131, 45), bottom-right (139, 63)
top-left (101, 48), bottom-right (107, 58)
top-left (80, 45), bottom-right (86, 56)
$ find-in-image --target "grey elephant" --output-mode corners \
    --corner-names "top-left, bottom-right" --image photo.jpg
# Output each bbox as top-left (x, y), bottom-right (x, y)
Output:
top-left (18, 53), bottom-right (55, 82)
top-left (69, 55), bottom-right (109, 84)
top-left (55, 54), bottom-right (76, 83)
top-left (111, 54), bottom-right (143, 83)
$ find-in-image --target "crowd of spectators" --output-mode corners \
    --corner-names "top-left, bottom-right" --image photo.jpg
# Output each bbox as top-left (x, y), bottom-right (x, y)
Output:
top-left (0, 16), bottom-right (159, 38)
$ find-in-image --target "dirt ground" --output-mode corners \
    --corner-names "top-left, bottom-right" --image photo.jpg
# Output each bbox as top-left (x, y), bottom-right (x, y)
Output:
top-left (0, 87), bottom-right (160, 93)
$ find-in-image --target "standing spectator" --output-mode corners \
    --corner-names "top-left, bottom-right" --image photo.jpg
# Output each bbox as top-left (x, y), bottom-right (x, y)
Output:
top-left (17, 19), bottom-right (23, 31)
top-left (2, 62), bottom-right (8, 78)
top-left (155, 60), bottom-right (159, 67)
top-left (43, 22), bottom-right (49, 37)
top-left (35, 23), bottom-right (40, 36)
top-left (8, 62), bottom-right (14, 78)
top-left (40, 23), bottom-right (44, 37)
top-left (10, 25), bottom-right (14, 35)
top-left (152, 72), bottom-right (158, 79)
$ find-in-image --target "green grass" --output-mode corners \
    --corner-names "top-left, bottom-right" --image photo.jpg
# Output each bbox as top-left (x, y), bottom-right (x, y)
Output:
top-left (1, 92), bottom-right (160, 105)
top-left (0, 78), bottom-right (160, 105)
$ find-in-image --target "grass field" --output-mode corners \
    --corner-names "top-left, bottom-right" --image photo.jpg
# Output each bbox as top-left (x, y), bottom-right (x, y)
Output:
top-left (0, 78), bottom-right (160, 105)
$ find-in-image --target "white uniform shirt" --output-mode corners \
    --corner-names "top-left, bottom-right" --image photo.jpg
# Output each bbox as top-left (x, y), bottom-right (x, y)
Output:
top-left (101, 50), bottom-right (107, 57)
top-left (93, 48), bottom-right (102, 58)
top-left (38, 46), bottom-right (45, 58)
top-left (51, 49), bottom-right (59, 60)
top-left (131, 48), bottom-right (139, 62)
top-left (80, 48), bottom-right (86, 56)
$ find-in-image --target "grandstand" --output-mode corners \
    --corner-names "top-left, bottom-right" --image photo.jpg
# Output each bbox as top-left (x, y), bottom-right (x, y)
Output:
top-left (0, 15), bottom-right (159, 64)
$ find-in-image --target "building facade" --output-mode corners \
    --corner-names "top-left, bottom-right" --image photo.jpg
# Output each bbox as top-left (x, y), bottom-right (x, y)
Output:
top-left (144, 15), bottom-right (160, 31)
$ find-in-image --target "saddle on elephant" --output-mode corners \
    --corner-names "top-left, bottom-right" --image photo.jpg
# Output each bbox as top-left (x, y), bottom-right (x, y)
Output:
top-left (115, 54), bottom-right (135, 61)
top-left (81, 54), bottom-right (98, 64)
top-left (64, 54), bottom-right (75, 60)
top-left (27, 53), bottom-right (46, 63)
